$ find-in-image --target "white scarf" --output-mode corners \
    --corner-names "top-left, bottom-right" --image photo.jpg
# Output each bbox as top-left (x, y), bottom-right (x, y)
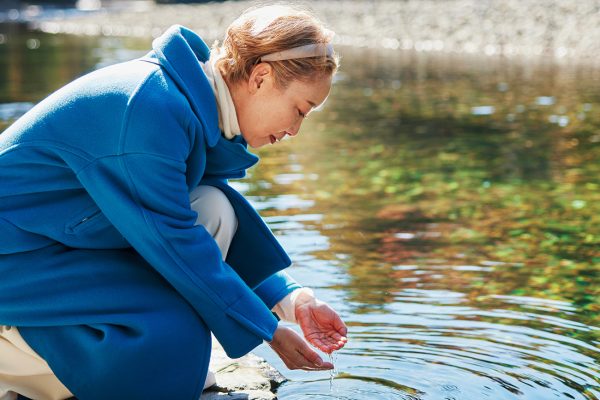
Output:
top-left (200, 50), bottom-right (241, 140)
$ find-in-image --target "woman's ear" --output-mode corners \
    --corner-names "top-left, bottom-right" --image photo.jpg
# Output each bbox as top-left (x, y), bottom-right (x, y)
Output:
top-left (248, 62), bottom-right (273, 94)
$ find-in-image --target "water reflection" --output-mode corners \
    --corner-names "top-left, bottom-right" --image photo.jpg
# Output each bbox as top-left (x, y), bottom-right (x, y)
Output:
top-left (0, 101), bottom-right (33, 120)
top-left (250, 47), bottom-right (599, 399)
top-left (0, 23), bottom-right (101, 109)
top-left (1, 29), bottom-right (599, 399)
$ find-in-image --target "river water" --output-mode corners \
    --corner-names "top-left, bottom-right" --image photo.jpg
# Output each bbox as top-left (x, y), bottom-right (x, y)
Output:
top-left (1, 22), bottom-right (599, 400)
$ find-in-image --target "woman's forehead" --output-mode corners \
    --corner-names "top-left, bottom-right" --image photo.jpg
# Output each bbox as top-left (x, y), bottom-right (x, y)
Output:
top-left (288, 76), bottom-right (332, 106)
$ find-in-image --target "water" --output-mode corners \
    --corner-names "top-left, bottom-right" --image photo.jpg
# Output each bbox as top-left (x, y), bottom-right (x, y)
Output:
top-left (1, 20), bottom-right (599, 400)
top-left (329, 352), bottom-right (338, 391)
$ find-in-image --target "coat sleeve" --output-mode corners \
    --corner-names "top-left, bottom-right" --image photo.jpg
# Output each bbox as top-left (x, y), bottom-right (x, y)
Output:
top-left (254, 271), bottom-right (302, 310)
top-left (74, 87), bottom-right (278, 358)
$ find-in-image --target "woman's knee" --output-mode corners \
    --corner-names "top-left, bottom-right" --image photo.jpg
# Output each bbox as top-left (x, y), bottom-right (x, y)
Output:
top-left (118, 304), bottom-right (211, 398)
top-left (189, 185), bottom-right (238, 257)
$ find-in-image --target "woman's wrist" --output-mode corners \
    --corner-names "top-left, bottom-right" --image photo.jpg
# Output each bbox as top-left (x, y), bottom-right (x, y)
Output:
top-left (291, 287), bottom-right (315, 307)
top-left (272, 287), bottom-right (314, 323)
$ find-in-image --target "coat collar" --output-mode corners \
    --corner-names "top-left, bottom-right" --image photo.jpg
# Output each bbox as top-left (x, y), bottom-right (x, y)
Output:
top-left (150, 25), bottom-right (222, 147)
top-left (204, 135), bottom-right (259, 179)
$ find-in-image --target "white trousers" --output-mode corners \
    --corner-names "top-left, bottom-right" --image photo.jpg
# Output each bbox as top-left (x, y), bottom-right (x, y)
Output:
top-left (0, 186), bottom-right (237, 400)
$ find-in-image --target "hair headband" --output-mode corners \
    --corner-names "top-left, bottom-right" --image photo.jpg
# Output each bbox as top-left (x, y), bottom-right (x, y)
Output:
top-left (260, 42), bottom-right (334, 62)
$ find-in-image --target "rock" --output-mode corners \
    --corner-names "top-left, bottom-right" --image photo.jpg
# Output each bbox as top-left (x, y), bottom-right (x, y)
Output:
top-left (201, 336), bottom-right (286, 400)
top-left (202, 390), bottom-right (276, 400)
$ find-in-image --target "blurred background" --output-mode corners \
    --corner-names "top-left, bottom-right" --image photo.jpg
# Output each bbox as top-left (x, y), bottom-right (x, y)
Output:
top-left (1, 1), bottom-right (599, 399)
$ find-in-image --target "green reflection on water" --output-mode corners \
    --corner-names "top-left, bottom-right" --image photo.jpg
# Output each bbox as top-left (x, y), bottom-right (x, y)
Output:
top-left (0, 24), bottom-right (100, 103)
top-left (249, 48), bottom-right (600, 345)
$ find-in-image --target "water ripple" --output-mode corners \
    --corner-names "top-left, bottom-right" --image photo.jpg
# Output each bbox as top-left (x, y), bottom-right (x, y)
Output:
top-left (337, 309), bottom-right (600, 399)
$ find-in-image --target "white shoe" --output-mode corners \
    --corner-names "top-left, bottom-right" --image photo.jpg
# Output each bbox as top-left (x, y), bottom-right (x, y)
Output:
top-left (203, 370), bottom-right (216, 390)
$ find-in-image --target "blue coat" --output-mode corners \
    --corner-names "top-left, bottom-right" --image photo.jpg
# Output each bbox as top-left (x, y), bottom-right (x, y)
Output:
top-left (0, 25), bottom-right (300, 399)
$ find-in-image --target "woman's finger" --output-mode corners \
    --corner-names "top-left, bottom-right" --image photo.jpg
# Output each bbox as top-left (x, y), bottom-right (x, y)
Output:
top-left (271, 344), bottom-right (296, 370)
top-left (319, 303), bottom-right (348, 337)
top-left (333, 315), bottom-right (348, 336)
top-left (272, 326), bottom-right (334, 370)
top-left (297, 347), bottom-right (333, 370)
top-left (287, 350), bottom-right (330, 371)
top-left (308, 331), bottom-right (346, 349)
top-left (316, 341), bottom-right (342, 354)
top-left (328, 331), bottom-right (345, 342)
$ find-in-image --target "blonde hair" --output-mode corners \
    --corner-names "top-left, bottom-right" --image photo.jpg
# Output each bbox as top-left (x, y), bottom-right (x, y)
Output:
top-left (214, 4), bottom-right (340, 88)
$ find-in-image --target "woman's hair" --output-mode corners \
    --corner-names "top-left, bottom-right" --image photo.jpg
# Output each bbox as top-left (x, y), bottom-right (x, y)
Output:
top-left (214, 4), bottom-right (340, 88)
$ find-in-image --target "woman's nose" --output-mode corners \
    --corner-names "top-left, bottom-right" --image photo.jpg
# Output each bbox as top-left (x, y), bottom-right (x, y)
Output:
top-left (287, 119), bottom-right (302, 136)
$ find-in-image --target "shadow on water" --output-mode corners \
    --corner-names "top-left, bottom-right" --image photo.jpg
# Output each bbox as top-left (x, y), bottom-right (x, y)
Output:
top-left (1, 22), bottom-right (599, 400)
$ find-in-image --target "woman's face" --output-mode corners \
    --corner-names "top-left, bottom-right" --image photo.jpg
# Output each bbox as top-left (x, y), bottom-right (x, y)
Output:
top-left (233, 63), bottom-right (332, 148)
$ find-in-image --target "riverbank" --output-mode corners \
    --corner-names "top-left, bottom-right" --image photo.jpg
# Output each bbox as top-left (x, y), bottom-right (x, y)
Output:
top-left (9, 0), bottom-right (600, 65)
top-left (202, 337), bottom-right (285, 400)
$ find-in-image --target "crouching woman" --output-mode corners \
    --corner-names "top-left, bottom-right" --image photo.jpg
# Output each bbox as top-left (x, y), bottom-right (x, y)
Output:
top-left (0, 4), bottom-right (347, 400)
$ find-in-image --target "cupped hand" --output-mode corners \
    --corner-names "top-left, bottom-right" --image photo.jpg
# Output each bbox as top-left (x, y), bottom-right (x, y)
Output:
top-left (294, 292), bottom-right (348, 354)
top-left (268, 325), bottom-right (334, 371)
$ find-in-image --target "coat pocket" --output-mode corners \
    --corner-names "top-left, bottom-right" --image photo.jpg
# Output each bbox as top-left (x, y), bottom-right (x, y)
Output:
top-left (64, 206), bottom-right (106, 235)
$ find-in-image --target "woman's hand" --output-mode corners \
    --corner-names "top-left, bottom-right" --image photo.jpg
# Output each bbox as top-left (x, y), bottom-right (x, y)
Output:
top-left (294, 292), bottom-right (348, 354)
top-left (268, 325), bottom-right (334, 371)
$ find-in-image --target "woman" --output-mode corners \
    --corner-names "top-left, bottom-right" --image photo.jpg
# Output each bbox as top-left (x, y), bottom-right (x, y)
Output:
top-left (0, 4), bottom-right (347, 400)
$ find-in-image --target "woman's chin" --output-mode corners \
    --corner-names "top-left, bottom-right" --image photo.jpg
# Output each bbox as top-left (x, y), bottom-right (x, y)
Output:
top-left (248, 136), bottom-right (272, 148)
top-left (240, 132), bottom-right (262, 148)
top-left (247, 140), bottom-right (263, 149)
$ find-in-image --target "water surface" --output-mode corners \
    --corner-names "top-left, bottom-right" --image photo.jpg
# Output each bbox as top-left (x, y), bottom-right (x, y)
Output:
top-left (1, 23), bottom-right (599, 400)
